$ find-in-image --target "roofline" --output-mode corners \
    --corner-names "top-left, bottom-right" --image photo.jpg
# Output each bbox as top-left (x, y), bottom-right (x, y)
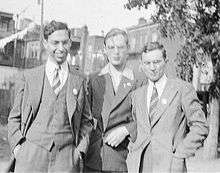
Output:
top-left (126, 22), bottom-right (158, 32)
top-left (0, 11), bottom-right (13, 18)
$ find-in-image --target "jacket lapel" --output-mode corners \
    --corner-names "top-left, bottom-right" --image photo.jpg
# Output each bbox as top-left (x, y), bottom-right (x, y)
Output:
top-left (29, 65), bottom-right (45, 119)
top-left (151, 79), bottom-right (178, 128)
top-left (139, 84), bottom-right (151, 131)
top-left (99, 74), bottom-right (115, 130)
top-left (110, 76), bottom-right (133, 113)
top-left (66, 65), bottom-right (82, 123)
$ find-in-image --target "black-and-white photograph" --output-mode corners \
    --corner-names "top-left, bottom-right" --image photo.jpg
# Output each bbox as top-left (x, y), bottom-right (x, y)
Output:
top-left (0, 0), bottom-right (219, 172)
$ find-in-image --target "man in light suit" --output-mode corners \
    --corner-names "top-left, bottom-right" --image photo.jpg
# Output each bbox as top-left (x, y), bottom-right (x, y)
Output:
top-left (8, 20), bottom-right (93, 172)
top-left (127, 42), bottom-right (209, 173)
top-left (84, 28), bottom-right (143, 172)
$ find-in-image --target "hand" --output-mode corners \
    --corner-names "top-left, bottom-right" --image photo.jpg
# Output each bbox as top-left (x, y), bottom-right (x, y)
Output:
top-left (13, 144), bottom-right (21, 158)
top-left (175, 140), bottom-right (203, 158)
top-left (73, 147), bottom-right (82, 166)
top-left (104, 126), bottom-right (129, 147)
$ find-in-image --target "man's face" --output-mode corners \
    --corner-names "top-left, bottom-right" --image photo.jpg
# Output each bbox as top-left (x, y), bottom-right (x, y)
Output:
top-left (44, 29), bottom-right (71, 65)
top-left (141, 49), bottom-right (167, 82)
top-left (105, 34), bottom-right (128, 68)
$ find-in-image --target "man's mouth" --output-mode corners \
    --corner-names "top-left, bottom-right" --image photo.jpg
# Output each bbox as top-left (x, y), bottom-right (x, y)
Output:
top-left (56, 53), bottom-right (65, 57)
top-left (113, 57), bottom-right (121, 61)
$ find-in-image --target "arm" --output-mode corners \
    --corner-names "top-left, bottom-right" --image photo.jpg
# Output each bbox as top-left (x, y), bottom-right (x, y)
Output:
top-left (174, 82), bottom-right (209, 158)
top-left (7, 72), bottom-right (26, 152)
top-left (105, 92), bottom-right (137, 147)
top-left (76, 77), bottom-right (93, 154)
top-left (125, 91), bottom-right (137, 143)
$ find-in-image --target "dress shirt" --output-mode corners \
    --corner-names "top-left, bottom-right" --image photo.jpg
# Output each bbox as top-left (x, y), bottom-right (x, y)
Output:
top-left (46, 58), bottom-right (69, 92)
top-left (147, 74), bottom-right (168, 112)
top-left (107, 63), bottom-right (134, 93)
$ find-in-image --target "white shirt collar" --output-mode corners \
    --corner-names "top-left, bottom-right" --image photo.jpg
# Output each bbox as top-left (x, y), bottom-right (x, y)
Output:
top-left (148, 74), bottom-right (167, 98)
top-left (99, 63), bottom-right (134, 80)
top-left (46, 58), bottom-right (68, 74)
top-left (46, 58), bottom-right (69, 86)
top-left (147, 74), bottom-right (167, 112)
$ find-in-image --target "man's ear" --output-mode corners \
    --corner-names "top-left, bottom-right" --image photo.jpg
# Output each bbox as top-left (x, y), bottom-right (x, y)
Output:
top-left (103, 47), bottom-right (110, 63)
top-left (68, 39), bottom-right (72, 48)
top-left (103, 45), bottom-right (106, 53)
top-left (127, 43), bottom-right (130, 50)
top-left (103, 46), bottom-right (108, 56)
top-left (139, 62), bottom-right (144, 73)
top-left (165, 58), bottom-right (169, 63)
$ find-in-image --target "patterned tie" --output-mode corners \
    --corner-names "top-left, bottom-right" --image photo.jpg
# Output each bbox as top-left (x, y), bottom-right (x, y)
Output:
top-left (149, 85), bottom-right (159, 123)
top-left (52, 66), bottom-right (61, 95)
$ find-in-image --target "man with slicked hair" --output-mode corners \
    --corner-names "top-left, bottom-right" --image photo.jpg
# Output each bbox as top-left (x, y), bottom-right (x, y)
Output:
top-left (8, 20), bottom-right (93, 172)
top-left (84, 28), bottom-right (143, 172)
top-left (127, 41), bottom-right (208, 173)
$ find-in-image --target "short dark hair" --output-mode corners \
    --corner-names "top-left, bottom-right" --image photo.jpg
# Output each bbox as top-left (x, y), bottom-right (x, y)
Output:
top-left (43, 20), bottom-right (71, 40)
top-left (104, 28), bottom-right (129, 47)
top-left (142, 41), bottom-right (166, 59)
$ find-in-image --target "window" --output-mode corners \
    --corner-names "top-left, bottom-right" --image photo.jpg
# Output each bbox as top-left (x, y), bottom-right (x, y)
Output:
top-left (130, 38), bottom-right (136, 50)
top-left (0, 21), bottom-right (9, 32)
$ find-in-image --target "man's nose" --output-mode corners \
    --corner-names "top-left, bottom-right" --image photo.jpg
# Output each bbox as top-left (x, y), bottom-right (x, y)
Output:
top-left (150, 63), bottom-right (156, 70)
top-left (57, 42), bottom-right (65, 50)
top-left (113, 47), bottom-right (119, 54)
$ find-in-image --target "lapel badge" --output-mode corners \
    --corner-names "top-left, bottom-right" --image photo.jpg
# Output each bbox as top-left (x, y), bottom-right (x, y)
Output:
top-left (72, 88), bottom-right (78, 95)
top-left (124, 82), bottom-right (132, 88)
top-left (127, 82), bottom-right (132, 87)
top-left (161, 98), bottom-right (167, 105)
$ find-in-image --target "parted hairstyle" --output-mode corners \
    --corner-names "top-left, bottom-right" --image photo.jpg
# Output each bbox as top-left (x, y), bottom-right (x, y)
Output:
top-left (43, 20), bottom-right (71, 40)
top-left (142, 41), bottom-right (167, 60)
top-left (104, 28), bottom-right (129, 47)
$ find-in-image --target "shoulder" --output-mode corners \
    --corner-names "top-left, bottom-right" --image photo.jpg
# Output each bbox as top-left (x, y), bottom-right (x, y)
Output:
top-left (18, 65), bottom-right (45, 81)
top-left (133, 71), bottom-right (148, 88)
top-left (131, 84), bottom-right (147, 98)
top-left (69, 64), bottom-right (86, 80)
top-left (169, 77), bottom-right (195, 92)
top-left (88, 70), bottom-right (103, 83)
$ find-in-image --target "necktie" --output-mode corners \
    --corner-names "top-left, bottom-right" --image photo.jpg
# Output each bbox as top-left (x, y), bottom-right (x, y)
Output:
top-left (52, 66), bottom-right (61, 95)
top-left (149, 85), bottom-right (159, 123)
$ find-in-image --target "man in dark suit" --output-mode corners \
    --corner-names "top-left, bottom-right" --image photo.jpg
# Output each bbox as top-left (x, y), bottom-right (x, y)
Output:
top-left (127, 42), bottom-right (208, 173)
top-left (8, 20), bottom-right (93, 173)
top-left (84, 28), bottom-right (142, 172)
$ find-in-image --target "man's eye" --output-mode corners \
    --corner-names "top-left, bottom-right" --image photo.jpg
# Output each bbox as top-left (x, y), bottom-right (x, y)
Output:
top-left (63, 41), bottom-right (69, 45)
top-left (108, 46), bottom-right (114, 49)
top-left (153, 60), bottom-right (161, 64)
top-left (52, 41), bottom-right (59, 45)
top-left (118, 46), bottom-right (125, 49)
top-left (143, 62), bottom-right (150, 65)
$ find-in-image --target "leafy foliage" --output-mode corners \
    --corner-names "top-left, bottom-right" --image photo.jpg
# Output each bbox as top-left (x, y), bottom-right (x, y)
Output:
top-left (125, 0), bottom-right (220, 98)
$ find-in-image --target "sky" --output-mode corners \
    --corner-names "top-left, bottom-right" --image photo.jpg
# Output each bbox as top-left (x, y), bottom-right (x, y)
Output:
top-left (0, 0), bottom-right (156, 35)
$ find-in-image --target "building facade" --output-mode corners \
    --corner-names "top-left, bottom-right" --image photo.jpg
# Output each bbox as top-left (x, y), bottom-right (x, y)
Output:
top-left (0, 11), bottom-right (14, 39)
top-left (84, 35), bottom-right (106, 74)
top-left (126, 18), bottom-right (182, 77)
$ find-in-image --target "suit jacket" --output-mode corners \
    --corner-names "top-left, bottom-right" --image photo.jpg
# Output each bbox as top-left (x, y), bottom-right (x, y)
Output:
top-left (8, 64), bottom-right (93, 155)
top-left (84, 69), bottom-right (144, 172)
top-left (127, 78), bottom-right (209, 173)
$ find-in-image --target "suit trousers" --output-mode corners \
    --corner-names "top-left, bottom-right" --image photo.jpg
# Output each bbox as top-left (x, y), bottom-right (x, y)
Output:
top-left (14, 139), bottom-right (78, 173)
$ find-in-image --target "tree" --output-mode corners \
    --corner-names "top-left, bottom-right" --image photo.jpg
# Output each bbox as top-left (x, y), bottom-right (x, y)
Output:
top-left (125, 0), bottom-right (220, 159)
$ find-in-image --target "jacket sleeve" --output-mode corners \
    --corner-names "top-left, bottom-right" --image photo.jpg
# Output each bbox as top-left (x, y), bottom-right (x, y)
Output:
top-left (174, 82), bottom-right (209, 158)
top-left (7, 72), bottom-right (26, 152)
top-left (77, 77), bottom-right (94, 154)
top-left (124, 91), bottom-right (137, 143)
